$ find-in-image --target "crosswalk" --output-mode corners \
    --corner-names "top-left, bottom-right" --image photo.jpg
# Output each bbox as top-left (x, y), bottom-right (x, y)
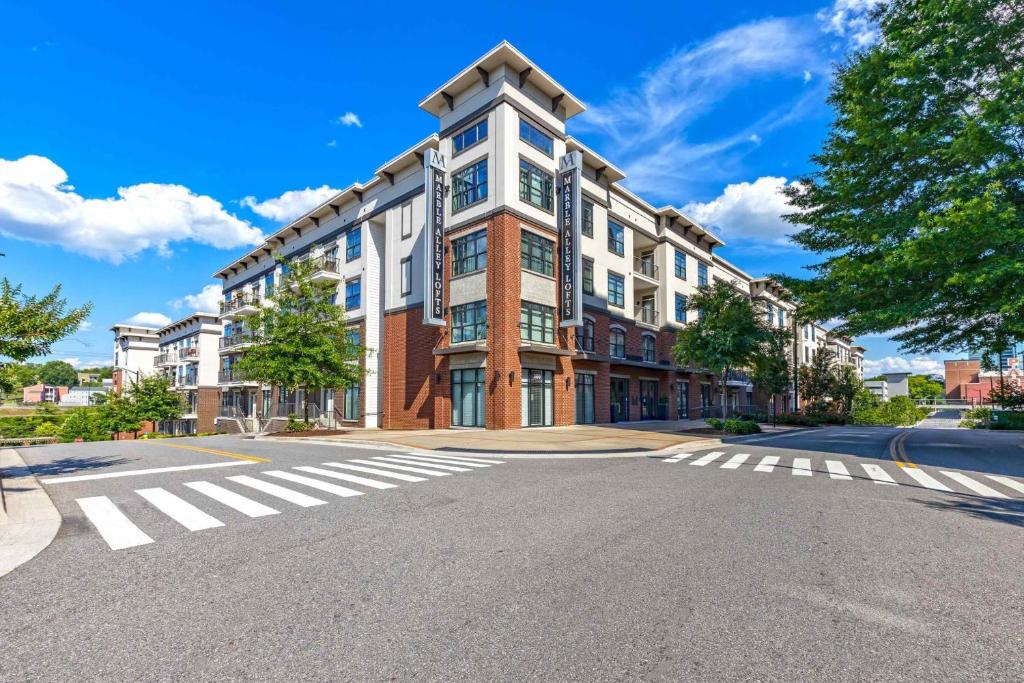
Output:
top-left (660, 450), bottom-right (1024, 500)
top-left (76, 452), bottom-right (504, 551)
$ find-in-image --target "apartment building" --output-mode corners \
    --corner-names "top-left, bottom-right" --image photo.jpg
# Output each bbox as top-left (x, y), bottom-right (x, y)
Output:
top-left (211, 42), bottom-right (863, 430)
top-left (111, 324), bottom-right (159, 393)
top-left (827, 334), bottom-right (865, 379)
top-left (151, 313), bottom-right (222, 434)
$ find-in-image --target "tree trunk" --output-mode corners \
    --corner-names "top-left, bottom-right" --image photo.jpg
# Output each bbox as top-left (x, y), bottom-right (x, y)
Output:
top-left (720, 367), bottom-right (729, 420)
top-left (771, 393), bottom-right (777, 427)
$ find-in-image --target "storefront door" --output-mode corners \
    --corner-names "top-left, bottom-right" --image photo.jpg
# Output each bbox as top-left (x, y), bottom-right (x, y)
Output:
top-left (575, 373), bottom-right (595, 424)
top-left (610, 377), bottom-right (629, 422)
top-left (676, 380), bottom-right (689, 420)
top-left (521, 369), bottom-right (553, 427)
top-left (640, 380), bottom-right (658, 419)
top-left (451, 369), bottom-right (485, 427)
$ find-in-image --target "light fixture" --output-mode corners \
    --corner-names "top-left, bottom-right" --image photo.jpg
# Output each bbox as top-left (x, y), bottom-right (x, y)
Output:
top-left (508, 371), bottom-right (515, 386)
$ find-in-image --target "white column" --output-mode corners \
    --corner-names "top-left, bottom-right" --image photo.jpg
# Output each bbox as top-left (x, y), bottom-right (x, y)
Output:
top-left (363, 220), bottom-right (386, 428)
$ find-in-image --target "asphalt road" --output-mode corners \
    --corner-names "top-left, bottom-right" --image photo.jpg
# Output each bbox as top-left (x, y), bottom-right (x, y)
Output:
top-left (1, 425), bottom-right (1023, 681)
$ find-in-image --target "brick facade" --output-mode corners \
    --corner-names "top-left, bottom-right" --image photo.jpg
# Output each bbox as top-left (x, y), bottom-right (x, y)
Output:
top-left (196, 387), bottom-right (220, 433)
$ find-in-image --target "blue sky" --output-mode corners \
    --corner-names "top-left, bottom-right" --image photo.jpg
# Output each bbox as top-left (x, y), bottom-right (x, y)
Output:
top-left (0, 0), bottom-right (942, 376)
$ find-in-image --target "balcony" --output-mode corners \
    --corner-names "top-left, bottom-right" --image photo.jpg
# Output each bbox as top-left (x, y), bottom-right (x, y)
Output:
top-left (574, 335), bottom-right (595, 353)
top-left (178, 347), bottom-right (199, 362)
top-left (219, 333), bottom-right (255, 353)
top-left (634, 305), bottom-right (660, 330)
top-left (724, 370), bottom-right (753, 386)
top-left (219, 368), bottom-right (258, 385)
top-left (175, 374), bottom-right (198, 389)
top-left (632, 256), bottom-right (660, 287)
top-left (291, 257), bottom-right (342, 287)
top-left (219, 293), bottom-right (260, 320)
top-left (154, 351), bottom-right (177, 367)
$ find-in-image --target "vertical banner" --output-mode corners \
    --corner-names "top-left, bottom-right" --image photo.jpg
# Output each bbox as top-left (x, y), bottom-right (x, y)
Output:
top-left (423, 149), bottom-right (447, 327)
top-left (558, 150), bottom-right (583, 328)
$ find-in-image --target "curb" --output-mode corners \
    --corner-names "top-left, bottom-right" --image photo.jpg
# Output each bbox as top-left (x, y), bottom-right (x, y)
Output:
top-left (254, 435), bottom-right (723, 459)
top-left (0, 448), bottom-right (62, 579)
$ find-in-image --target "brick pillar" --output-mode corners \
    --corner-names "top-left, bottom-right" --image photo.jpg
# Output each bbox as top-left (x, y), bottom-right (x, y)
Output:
top-left (485, 213), bottom-right (522, 429)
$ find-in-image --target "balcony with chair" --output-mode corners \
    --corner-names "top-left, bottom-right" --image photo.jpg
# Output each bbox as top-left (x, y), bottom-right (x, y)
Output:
top-left (219, 292), bottom-right (260, 320)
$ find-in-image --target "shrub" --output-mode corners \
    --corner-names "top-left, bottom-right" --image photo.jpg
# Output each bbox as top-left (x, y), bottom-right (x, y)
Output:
top-left (59, 409), bottom-right (108, 442)
top-left (706, 417), bottom-right (724, 430)
top-left (776, 413), bottom-right (821, 427)
top-left (853, 396), bottom-right (928, 426)
top-left (963, 406), bottom-right (992, 421)
top-left (285, 419), bottom-right (310, 432)
top-left (33, 421), bottom-right (60, 437)
top-left (723, 418), bottom-right (761, 435)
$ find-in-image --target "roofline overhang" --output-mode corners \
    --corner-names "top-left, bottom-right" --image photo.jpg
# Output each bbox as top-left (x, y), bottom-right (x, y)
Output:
top-left (656, 206), bottom-right (726, 248)
top-left (564, 137), bottom-right (626, 182)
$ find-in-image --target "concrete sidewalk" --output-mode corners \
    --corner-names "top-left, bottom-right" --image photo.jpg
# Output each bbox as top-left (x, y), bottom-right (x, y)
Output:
top-left (0, 448), bottom-right (61, 578)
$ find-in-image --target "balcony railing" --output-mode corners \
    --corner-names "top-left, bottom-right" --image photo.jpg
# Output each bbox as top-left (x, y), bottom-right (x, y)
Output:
top-left (633, 257), bottom-right (659, 280)
top-left (179, 347), bottom-right (199, 360)
top-left (574, 335), bottom-right (595, 353)
top-left (635, 306), bottom-right (659, 327)
top-left (309, 257), bottom-right (340, 274)
top-left (219, 333), bottom-right (255, 349)
top-left (218, 368), bottom-right (250, 384)
top-left (175, 375), bottom-right (198, 387)
top-left (153, 352), bottom-right (177, 367)
top-left (220, 293), bottom-right (259, 315)
top-left (724, 370), bottom-right (752, 385)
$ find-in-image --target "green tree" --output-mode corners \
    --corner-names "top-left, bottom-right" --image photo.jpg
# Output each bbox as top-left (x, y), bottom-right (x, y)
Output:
top-left (0, 280), bottom-right (91, 361)
top-left (779, 0), bottom-right (1024, 355)
top-left (127, 375), bottom-right (184, 425)
top-left (59, 408), bottom-right (108, 442)
top-left (674, 281), bottom-right (770, 419)
top-left (236, 256), bottom-right (364, 423)
top-left (798, 348), bottom-right (839, 416)
top-left (38, 360), bottom-right (77, 387)
top-left (750, 327), bottom-right (793, 424)
top-left (832, 365), bottom-right (863, 417)
top-left (97, 393), bottom-right (141, 439)
top-left (908, 374), bottom-right (944, 401)
top-left (0, 362), bottom-right (39, 396)
top-left (989, 380), bottom-right (1024, 410)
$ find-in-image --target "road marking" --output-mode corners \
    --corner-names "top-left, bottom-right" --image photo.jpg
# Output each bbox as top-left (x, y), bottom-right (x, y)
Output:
top-left (887, 431), bottom-right (917, 468)
top-left (76, 496), bottom-right (154, 550)
top-left (414, 453), bottom-right (505, 465)
top-left (149, 441), bottom-right (271, 463)
top-left (321, 462), bottom-right (427, 482)
top-left (385, 454), bottom-right (486, 469)
top-left (720, 453), bottom-right (750, 469)
top-left (900, 467), bottom-right (953, 491)
top-left (136, 488), bottom-right (224, 531)
top-left (371, 456), bottom-right (471, 472)
top-left (294, 466), bottom-right (398, 490)
top-left (690, 451), bottom-right (724, 467)
top-left (349, 459), bottom-right (451, 477)
top-left (986, 475), bottom-right (1024, 496)
top-left (940, 471), bottom-right (1010, 499)
top-left (861, 463), bottom-right (897, 485)
top-left (42, 461), bottom-right (254, 484)
top-left (663, 452), bottom-right (692, 463)
top-left (183, 481), bottom-right (280, 517)
top-left (793, 458), bottom-right (813, 476)
top-left (825, 460), bottom-right (852, 480)
top-left (753, 455), bottom-right (779, 472)
top-left (226, 475), bottom-right (328, 507)
top-left (262, 470), bottom-right (365, 497)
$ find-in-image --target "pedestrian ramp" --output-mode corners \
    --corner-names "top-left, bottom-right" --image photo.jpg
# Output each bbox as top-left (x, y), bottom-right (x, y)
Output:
top-left (75, 453), bottom-right (504, 551)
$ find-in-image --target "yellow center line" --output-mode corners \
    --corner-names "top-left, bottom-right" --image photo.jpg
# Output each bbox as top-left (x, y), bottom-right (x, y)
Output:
top-left (149, 441), bottom-right (271, 463)
top-left (897, 431), bottom-right (917, 468)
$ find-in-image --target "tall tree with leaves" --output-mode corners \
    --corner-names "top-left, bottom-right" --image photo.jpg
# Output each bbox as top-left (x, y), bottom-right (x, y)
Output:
top-left (0, 280), bottom-right (91, 361)
top-left (674, 281), bottom-right (771, 419)
top-left (236, 256), bottom-right (364, 423)
top-left (750, 327), bottom-right (793, 423)
top-left (128, 375), bottom-right (185, 426)
top-left (38, 360), bottom-right (77, 387)
top-left (779, 0), bottom-right (1024, 354)
top-left (98, 393), bottom-right (141, 439)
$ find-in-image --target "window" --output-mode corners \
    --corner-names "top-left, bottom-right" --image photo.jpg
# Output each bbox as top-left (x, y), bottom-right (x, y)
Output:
top-left (582, 258), bottom-right (594, 295)
top-left (452, 158), bottom-right (488, 211)
top-left (452, 368), bottom-right (485, 427)
top-left (697, 261), bottom-right (709, 287)
top-left (346, 328), bottom-right (360, 348)
top-left (343, 385), bottom-right (360, 421)
top-left (608, 220), bottom-right (625, 256)
top-left (608, 272), bottom-right (625, 307)
top-left (811, 326), bottom-right (817, 341)
top-left (675, 294), bottom-right (687, 323)
top-left (453, 119), bottom-right (487, 154)
top-left (519, 118), bottom-right (553, 156)
top-left (400, 257), bottom-right (412, 296)
top-left (642, 335), bottom-right (656, 363)
top-left (521, 231), bottom-right (554, 276)
top-left (400, 201), bottom-right (413, 239)
top-left (674, 249), bottom-right (686, 279)
top-left (778, 308), bottom-right (785, 327)
top-left (345, 278), bottom-right (361, 310)
top-left (346, 228), bottom-right (361, 261)
top-left (520, 302), bottom-right (555, 344)
top-left (582, 201), bottom-right (593, 237)
top-left (804, 324), bottom-right (809, 340)
top-left (519, 159), bottom-right (553, 210)
top-left (452, 229), bottom-right (486, 276)
top-left (766, 303), bottom-right (774, 324)
top-left (576, 318), bottom-right (595, 352)
top-left (264, 273), bottom-right (275, 298)
top-left (452, 300), bottom-right (487, 343)
top-left (804, 347), bottom-right (809, 363)
top-left (609, 328), bottom-right (626, 358)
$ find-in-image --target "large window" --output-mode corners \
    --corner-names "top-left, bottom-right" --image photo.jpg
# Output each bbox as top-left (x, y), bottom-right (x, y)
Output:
top-left (400, 257), bottom-right (412, 296)
top-left (582, 201), bottom-right (594, 237)
top-left (519, 160), bottom-right (553, 211)
top-left (452, 229), bottom-right (486, 276)
top-left (345, 278), bottom-right (361, 310)
top-left (642, 335), bottom-right (656, 363)
top-left (452, 158), bottom-right (488, 211)
top-left (451, 300), bottom-right (487, 343)
top-left (519, 118), bottom-right (553, 156)
top-left (608, 272), bottom-right (625, 308)
top-left (452, 368), bottom-right (485, 427)
top-left (582, 257), bottom-right (594, 295)
top-left (575, 373), bottom-right (595, 424)
top-left (675, 293), bottom-right (687, 323)
top-left (453, 119), bottom-right (487, 154)
top-left (521, 231), bottom-right (554, 276)
top-left (520, 302), bottom-right (555, 344)
top-left (576, 318), bottom-right (595, 352)
top-left (346, 228), bottom-right (361, 261)
top-left (608, 220), bottom-right (625, 256)
top-left (697, 261), bottom-right (709, 287)
top-left (522, 368), bottom-right (554, 427)
top-left (674, 249), bottom-right (686, 279)
top-left (778, 308), bottom-right (785, 327)
top-left (343, 385), bottom-right (360, 421)
top-left (609, 328), bottom-right (626, 358)
top-left (264, 272), bottom-right (275, 298)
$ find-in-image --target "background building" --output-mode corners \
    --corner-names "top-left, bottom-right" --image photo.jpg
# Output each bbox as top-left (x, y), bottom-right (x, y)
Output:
top-left (152, 313), bottom-right (223, 435)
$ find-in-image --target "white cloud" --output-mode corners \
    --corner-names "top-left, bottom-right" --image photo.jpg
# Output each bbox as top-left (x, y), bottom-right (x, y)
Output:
top-left (326, 139), bottom-right (337, 148)
top-left (171, 284), bottom-right (222, 313)
top-left (863, 356), bottom-right (943, 377)
top-left (682, 176), bottom-right (802, 246)
top-left (336, 112), bottom-right (362, 128)
top-left (0, 155), bottom-right (265, 264)
top-left (58, 357), bottom-right (82, 368)
top-left (240, 185), bottom-right (342, 223)
top-left (803, 69), bottom-right (813, 83)
top-left (78, 320), bottom-right (93, 332)
top-left (121, 312), bottom-right (171, 328)
top-left (818, 0), bottom-right (886, 48)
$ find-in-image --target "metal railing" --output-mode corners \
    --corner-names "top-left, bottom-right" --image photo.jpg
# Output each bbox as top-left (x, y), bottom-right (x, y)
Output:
top-left (634, 306), bottom-right (659, 327)
top-left (220, 292), bottom-right (259, 314)
top-left (633, 257), bottom-right (659, 280)
top-left (154, 351), bottom-right (177, 366)
top-left (308, 257), bottom-right (340, 274)
top-left (219, 333), bottom-right (255, 349)
top-left (218, 369), bottom-right (252, 383)
top-left (179, 347), bottom-right (199, 359)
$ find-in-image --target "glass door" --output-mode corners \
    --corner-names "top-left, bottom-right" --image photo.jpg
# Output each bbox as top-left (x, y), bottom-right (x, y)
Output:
top-left (640, 380), bottom-right (658, 419)
top-left (676, 381), bottom-right (689, 420)
top-left (575, 373), bottom-right (594, 424)
top-left (521, 369), bottom-right (553, 427)
top-left (451, 369), bottom-right (485, 427)
top-left (610, 377), bottom-right (629, 422)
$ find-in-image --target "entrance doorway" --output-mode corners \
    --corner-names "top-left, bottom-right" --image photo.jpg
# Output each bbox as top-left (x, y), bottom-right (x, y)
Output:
top-left (575, 373), bottom-right (595, 424)
top-left (610, 377), bottom-right (629, 422)
top-left (451, 368), bottom-right (485, 427)
top-left (676, 380), bottom-right (689, 420)
top-left (639, 380), bottom-right (658, 419)
top-left (521, 369), bottom-right (553, 427)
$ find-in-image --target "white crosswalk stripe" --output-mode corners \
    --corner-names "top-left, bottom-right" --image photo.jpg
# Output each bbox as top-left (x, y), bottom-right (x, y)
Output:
top-left (940, 471), bottom-right (1010, 499)
top-left (663, 453), bottom-right (692, 463)
top-left (321, 462), bottom-right (427, 482)
top-left (136, 488), bottom-right (224, 531)
top-left (294, 466), bottom-right (398, 490)
top-left (77, 496), bottom-right (155, 550)
top-left (720, 453), bottom-right (750, 469)
top-left (371, 456), bottom-right (472, 472)
top-left (753, 455), bottom-right (779, 472)
top-left (261, 470), bottom-right (365, 497)
top-left (184, 481), bottom-right (280, 517)
top-left (349, 458), bottom-right (451, 477)
top-left (408, 453), bottom-right (505, 465)
top-left (226, 475), bottom-right (328, 507)
top-left (861, 463), bottom-right (897, 485)
top-left (825, 461), bottom-right (852, 480)
top-left (792, 458), bottom-right (813, 476)
top-left (690, 451), bottom-right (724, 467)
top-left (899, 466), bottom-right (952, 491)
top-left (393, 454), bottom-right (491, 468)
top-left (986, 475), bottom-right (1024, 496)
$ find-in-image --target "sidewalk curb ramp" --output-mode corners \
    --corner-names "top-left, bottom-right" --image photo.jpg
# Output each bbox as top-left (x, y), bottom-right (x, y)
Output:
top-left (0, 448), bottom-right (61, 579)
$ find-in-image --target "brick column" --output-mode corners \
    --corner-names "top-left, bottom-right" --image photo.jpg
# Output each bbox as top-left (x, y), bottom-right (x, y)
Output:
top-left (485, 213), bottom-right (522, 429)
